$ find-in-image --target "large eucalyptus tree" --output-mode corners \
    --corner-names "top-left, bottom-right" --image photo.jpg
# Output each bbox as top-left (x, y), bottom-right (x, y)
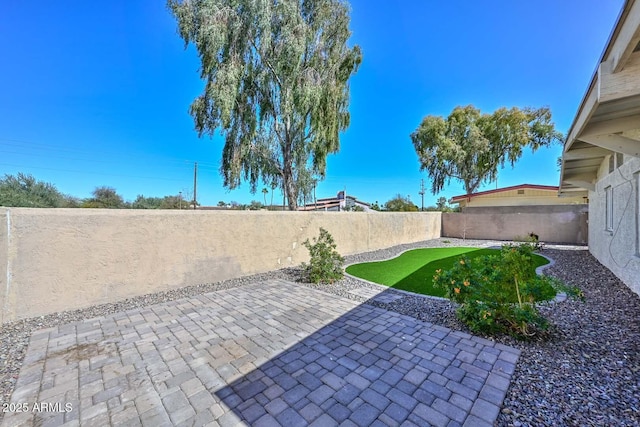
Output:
top-left (168, 0), bottom-right (361, 210)
top-left (411, 105), bottom-right (562, 195)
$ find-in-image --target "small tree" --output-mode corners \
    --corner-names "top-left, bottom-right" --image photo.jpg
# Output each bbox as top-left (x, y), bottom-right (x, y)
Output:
top-left (383, 194), bottom-right (418, 212)
top-left (435, 196), bottom-right (449, 211)
top-left (302, 228), bottom-right (344, 284)
top-left (83, 186), bottom-right (125, 208)
top-left (247, 200), bottom-right (264, 210)
top-left (132, 195), bottom-right (163, 209)
top-left (159, 195), bottom-right (184, 209)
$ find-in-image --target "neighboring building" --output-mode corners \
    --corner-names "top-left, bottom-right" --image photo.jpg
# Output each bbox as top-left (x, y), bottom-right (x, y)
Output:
top-left (560, 0), bottom-right (640, 296)
top-left (298, 191), bottom-right (373, 212)
top-left (450, 184), bottom-right (586, 209)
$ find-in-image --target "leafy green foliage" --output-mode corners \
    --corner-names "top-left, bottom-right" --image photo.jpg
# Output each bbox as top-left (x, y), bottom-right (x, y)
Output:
top-left (383, 194), bottom-right (418, 212)
top-left (433, 243), bottom-right (582, 339)
top-left (302, 228), bottom-right (344, 284)
top-left (168, 0), bottom-right (362, 210)
top-left (82, 186), bottom-right (125, 209)
top-left (132, 194), bottom-right (186, 209)
top-left (0, 173), bottom-right (67, 208)
top-left (411, 105), bottom-right (563, 195)
top-left (247, 200), bottom-right (264, 210)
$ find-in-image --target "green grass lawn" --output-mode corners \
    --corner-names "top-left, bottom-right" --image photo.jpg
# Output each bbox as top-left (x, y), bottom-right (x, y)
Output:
top-left (345, 247), bottom-right (550, 298)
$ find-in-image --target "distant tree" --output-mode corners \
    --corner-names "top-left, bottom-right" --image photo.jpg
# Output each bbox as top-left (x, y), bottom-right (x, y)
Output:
top-left (168, 0), bottom-right (362, 210)
top-left (262, 188), bottom-right (268, 206)
top-left (384, 194), bottom-right (419, 212)
top-left (370, 201), bottom-right (381, 211)
top-left (83, 186), bottom-right (125, 209)
top-left (132, 195), bottom-right (163, 209)
top-left (159, 195), bottom-right (184, 209)
top-left (131, 194), bottom-right (184, 209)
top-left (0, 173), bottom-right (66, 207)
top-left (247, 200), bottom-right (264, 210)
top-left (60, 195), bottom-right (82, 208)
top-left (217, 201), bottom-right (227, 207)
top-left (411, 105), bottom-right (562, 195)
top-left (436, 196), bottom-right (450, 211)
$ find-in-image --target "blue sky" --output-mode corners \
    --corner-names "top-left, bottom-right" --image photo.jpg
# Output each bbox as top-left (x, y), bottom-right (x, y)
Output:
top-left (0, 1), bottom-right (624, 207)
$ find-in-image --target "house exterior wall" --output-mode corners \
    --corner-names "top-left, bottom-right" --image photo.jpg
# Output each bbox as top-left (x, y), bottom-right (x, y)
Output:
top-left (589, 155), bottom-right (640, 296)
top-left (456, 189), bottom-right (585, 208)
top-left (0, 209), bottom-right (441, 323)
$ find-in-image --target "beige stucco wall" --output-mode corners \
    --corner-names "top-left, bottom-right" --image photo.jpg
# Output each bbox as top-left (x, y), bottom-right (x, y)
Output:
top-left (442, 205), bottom-right (589, 244)
top-left (0, 209), bottom-right (440, 323)
top-left (0, 210), bottom-right (7, 324)
top-left (456, 189), bottom-right (586, 208)
top-left (589, 155), bottom-right (640, 297)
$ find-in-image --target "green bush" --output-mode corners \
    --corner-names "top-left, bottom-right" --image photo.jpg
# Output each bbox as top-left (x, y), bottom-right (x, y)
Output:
top-left (302, 228), bottom-right (345, 284)
top-left (433, 243), bottom-right (582, 339)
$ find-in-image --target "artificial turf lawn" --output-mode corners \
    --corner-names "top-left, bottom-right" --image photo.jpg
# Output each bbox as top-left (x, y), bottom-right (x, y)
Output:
top-left (345, 247), bottom-right (550, 298)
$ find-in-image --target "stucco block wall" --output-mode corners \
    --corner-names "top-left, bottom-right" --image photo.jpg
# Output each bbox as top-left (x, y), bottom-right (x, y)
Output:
top-left (442, 205), bottom-right (589, 244)
top-left (0, 209), bottom-right (440, 323)
top-left (589, 155), bottom-right (640, 296)
top-left (0, 210), bottom-right (7, 324)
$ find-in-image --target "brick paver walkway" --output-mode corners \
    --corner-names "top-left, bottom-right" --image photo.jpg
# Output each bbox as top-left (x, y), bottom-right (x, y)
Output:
top-left (2, 280), bottom-right (520, 427)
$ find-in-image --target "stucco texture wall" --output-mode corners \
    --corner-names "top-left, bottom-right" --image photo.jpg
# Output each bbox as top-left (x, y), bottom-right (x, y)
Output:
top-left (0, 209), bottom-right (440, 323)
top-left (589, 156), bottom-right (640, 297)
top-left (460, 192), bottom-right (585, 208)
top-left (441, 205), bottom-right (589, 244)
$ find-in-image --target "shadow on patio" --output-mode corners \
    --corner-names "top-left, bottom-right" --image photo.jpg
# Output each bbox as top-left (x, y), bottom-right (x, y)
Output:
top-left (212, 280), bottom-right (519, 427)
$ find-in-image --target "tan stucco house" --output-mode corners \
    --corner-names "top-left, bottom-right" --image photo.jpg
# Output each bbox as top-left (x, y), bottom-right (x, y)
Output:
top-left (560, 0), bottom-right (640, 296)
top-left (450, 184), bottom-right (585, 209)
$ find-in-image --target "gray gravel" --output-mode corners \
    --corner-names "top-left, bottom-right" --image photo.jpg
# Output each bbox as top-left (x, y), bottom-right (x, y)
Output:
top-left (0, 238), bottom-right (638, 427)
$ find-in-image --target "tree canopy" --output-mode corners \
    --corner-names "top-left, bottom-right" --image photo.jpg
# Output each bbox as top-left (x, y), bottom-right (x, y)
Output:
top-left (132, 194), bottom-right (186, 209)
top-left (82, 186), bottom-right (126, 209)
top-left (0, 173), bottom-right (67, 208)
top-left (383, 194), bottom-right (418, 212)
top-left (168, 0), bottom-right (362, 210)
top-left (411, 105), bottom-right (562, 195)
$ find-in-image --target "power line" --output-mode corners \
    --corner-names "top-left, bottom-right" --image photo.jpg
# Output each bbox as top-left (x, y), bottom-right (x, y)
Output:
top-left (0, 163), bottom-right (185, 182)
top-left (0, 137), bottom-right (221, 168)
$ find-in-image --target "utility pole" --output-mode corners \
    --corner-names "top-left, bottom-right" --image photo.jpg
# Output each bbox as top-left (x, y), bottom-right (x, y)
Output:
top-left (193, 162), bottom-right (197, 210)
top-left (419, 179), bottom-right (425, 212)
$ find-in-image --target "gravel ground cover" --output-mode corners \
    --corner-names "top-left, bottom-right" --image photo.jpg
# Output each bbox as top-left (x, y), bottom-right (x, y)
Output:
top-left (0, 237), bottom-right (638, 426)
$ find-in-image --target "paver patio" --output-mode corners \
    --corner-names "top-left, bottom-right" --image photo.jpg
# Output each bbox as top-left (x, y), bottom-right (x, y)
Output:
top-left (2, 280), bottom-right (520, 427)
